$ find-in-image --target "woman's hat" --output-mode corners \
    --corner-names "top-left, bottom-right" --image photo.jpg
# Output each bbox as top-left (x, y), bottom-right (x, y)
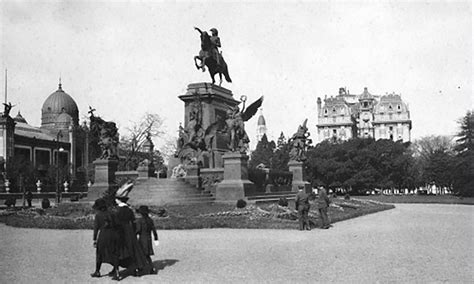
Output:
top-left (116, 181), bottom-right (134, 198)
top-left (137, 205), bottom-right (149, 215)
top-left (93, 198), bottom-right (107, 210)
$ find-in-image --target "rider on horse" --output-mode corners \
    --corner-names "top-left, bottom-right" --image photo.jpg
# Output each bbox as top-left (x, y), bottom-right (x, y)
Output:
top-left (209, 28), bottom-right (221, 66)
top-left (194, 27), bottom-right (222, 68)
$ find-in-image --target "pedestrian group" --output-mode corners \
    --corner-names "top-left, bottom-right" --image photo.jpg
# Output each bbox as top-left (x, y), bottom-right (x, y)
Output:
top-left (91, 181), bottom-right (158, 281)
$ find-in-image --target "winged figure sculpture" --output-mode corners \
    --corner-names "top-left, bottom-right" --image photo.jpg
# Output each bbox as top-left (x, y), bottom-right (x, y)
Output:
top-left (225, 95), bottom-right (264, 153)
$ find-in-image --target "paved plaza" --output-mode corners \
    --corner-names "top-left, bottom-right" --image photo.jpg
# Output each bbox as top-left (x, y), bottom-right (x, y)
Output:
top-left (0, 204), bottom-right (473, 283)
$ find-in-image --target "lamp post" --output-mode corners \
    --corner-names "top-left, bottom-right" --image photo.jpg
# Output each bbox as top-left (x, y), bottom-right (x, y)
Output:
top-left (56, 130), bottom-right (64, 204)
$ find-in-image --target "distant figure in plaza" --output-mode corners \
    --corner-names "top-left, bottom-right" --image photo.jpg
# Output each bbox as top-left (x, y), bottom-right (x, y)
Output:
top-left (136, 205), bottom-right (159, 273)
top-left (317, 186), bottom-right (331, 229)
top-left (25, 190), bottom-right (33, 207)
top-left (114, 182), bottom-right (153, 276)
top-left (91, 198), bottom-right (120, 280)
top-left (295, 185), bottom-right (311, 231)
top-left (193, 26), bottom-right (232, 86)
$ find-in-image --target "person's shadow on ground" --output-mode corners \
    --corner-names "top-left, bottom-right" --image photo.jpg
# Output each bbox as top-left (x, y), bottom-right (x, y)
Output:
top-left (153, 259), bottom-right (179, 272)
top-left (117, 259), bottom-right (178, 280)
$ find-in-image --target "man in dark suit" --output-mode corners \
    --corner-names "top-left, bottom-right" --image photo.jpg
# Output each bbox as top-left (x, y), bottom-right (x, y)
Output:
top-left (295, 185), bottom-right (310, 231)
top-left (317, 186), bottom-right (331, 229)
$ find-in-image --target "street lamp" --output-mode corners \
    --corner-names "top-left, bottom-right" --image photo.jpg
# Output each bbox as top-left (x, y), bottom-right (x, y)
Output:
top-left (56, 130), bottom-right (64, 204)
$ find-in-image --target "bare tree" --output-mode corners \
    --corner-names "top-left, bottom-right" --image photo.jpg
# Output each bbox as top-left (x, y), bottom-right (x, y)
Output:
top-left (410, 135), bottom-right (454, 161)
top-left (119, 113), bottom-right (164, 170)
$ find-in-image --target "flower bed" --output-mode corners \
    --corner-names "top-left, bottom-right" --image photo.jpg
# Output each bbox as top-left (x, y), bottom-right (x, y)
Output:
top-left (0, 197), bottom-right (394, 230)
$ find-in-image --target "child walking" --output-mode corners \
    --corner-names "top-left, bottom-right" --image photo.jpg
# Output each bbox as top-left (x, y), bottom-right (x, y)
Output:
top-left (136, 205), bottom-right (158, 274)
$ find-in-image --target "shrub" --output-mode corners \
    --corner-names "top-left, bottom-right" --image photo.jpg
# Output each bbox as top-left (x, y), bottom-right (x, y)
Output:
top-left (41, 198), bottom-right (51, 209)
top-left (236, 199), bottom-right (247, 209)
top-left (4, 196), bottom-right (16, 208)
top-left (278, 197), bottom-right (288, 207)
top-left (70, 195), bottom-right (79, 202)
top-left (344, 194), bottom-right (351, 200)
top-left (156, 208), bottom-right (167, 217)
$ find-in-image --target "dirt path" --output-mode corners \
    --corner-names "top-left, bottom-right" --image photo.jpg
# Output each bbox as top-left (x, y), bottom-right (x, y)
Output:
top-left (0, 204), bottom-right (472, 283)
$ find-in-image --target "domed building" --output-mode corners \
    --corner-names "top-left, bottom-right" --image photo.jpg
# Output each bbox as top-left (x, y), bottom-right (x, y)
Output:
top-left (0, 81), bottom-right (89, 191)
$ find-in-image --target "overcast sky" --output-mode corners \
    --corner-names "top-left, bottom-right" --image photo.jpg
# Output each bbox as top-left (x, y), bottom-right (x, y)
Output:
top-left (1, 0), bottom-right (472, 152)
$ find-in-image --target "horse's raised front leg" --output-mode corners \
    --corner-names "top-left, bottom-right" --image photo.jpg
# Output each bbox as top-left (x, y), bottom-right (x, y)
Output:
top-left (194, 56), bottom-right (206, 72)
top-left (194, 56), bottom-right (202, 69)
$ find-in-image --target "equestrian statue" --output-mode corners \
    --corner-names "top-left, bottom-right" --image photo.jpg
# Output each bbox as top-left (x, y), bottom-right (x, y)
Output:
top-left (193, 27), bottom-right (232, 86)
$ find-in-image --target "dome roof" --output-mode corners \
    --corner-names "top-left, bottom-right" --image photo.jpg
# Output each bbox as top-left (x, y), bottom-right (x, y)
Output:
top-left (257, 114), bottom-right (266, 126)
top-left (359, 87), bottom-right (374, 100)
top-left (14, 111), bottom-right (27, 123)
top-left (41, 83), bottom-right (79, 127)
top-left (56, 112), bottom-right (73, 124)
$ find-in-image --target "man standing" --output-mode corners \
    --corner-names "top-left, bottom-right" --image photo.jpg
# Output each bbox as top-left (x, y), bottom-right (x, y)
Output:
top-left (317, 186), bottom-right (331, 229)
top-left (295, 185), bottom-right (310, 231)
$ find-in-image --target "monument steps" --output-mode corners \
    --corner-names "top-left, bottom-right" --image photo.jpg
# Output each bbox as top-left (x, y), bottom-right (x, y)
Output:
top-left (128, 178), bottom-right (215, 206)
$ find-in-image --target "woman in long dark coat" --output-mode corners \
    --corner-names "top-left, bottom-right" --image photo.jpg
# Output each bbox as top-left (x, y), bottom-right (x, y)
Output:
top-left (136, 205), bottom-right (159, 269)
top-left (115, 196), bottom-right (153, 276)
top-left (91, 198), bottom-right (120, 280)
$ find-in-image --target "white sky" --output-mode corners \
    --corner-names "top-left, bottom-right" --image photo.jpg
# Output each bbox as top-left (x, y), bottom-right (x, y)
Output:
top-left (1, 0), bottom-right (472, 151)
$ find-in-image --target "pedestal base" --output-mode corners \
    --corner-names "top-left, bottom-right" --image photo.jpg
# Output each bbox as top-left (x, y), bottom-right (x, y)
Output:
top-left (216, 179), bottom-right (255, 201)
top-left (87, 159), bottom-right (118, 201)
top-left (184, 165), bottom-right (200, 187)
top-left (288, 160), bottom-right (310, 193)
top-left (216, 152), bottom-right (255, 201)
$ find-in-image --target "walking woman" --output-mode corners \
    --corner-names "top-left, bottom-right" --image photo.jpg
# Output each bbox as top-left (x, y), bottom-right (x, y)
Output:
top-left (114, 182), bottom-right (153, 276)
top-left (136, 205), bottom-right (159, 273)
top-left (90, 198), bottom-right (120, 280)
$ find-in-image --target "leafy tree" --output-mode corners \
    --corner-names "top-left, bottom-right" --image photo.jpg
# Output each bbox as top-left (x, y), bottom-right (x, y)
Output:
top-left (276, 132), bottom-right (286, 149)
top-left (410, 135), bottom-right (455, 188)
top-left (249, 134), bottom-right (275, 169)
top-left (453, 110), bottom-right (474, 196)
top-left (272, 132), bottom-right (290, 171)
top-left (306, 138), bottom-right (415, 194)
top-left (422, 149), bottom-right (455, 188)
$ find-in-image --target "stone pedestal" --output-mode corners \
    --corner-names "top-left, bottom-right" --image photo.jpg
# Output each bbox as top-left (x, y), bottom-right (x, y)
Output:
top-left (185, 164), bottom-right (200, 187)
top-left (216, 153), bottom-right (255, 201)
top-left (288, 160), bottom-right (310, 192)
top-left (87, 159), bottom-right (118, 200)
top-left (179, 83), bottom-right (240, 168)
top-left (137, 159), bottom-right (155, 180)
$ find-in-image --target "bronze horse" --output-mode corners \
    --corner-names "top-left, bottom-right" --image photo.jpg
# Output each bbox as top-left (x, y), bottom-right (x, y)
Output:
top-left (194, 31), bottom-right (232, 86)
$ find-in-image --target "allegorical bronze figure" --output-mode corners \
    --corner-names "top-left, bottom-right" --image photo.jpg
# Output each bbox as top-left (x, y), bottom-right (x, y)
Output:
top-left (288, 119), bottom-right (312, 162)
top-left (193, 27), bottom-right (232, 86)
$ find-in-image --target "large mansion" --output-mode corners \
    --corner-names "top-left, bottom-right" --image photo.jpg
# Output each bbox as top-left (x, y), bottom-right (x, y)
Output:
top-left (316, 87), bottom-right (412, 143)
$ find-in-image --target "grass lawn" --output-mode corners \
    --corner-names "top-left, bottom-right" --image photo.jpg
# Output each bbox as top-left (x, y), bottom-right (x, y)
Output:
top-left (354, 194), bottom-right (474, 205)
top-left (0, 197), bottom-right (394, 230)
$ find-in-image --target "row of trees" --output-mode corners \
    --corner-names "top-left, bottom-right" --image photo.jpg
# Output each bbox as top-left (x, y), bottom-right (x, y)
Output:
top-left (249, 111), bottom-right (473, 196)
